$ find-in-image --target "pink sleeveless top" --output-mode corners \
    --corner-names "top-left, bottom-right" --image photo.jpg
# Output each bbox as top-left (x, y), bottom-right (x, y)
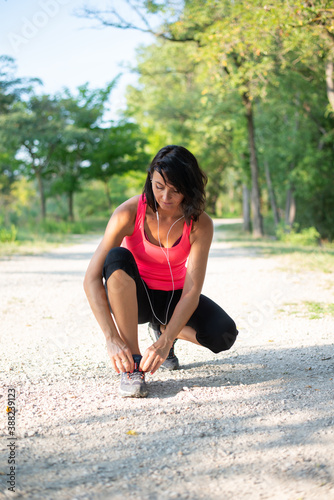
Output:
top-left (122, 195), bottom-right (192, 291)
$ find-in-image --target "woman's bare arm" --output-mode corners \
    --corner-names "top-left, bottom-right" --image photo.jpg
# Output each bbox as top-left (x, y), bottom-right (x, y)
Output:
top-left (83, 196), bottom-right (139, 372)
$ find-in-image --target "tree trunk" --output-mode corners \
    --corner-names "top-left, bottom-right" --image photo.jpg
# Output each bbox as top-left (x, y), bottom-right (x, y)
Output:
top-left (285, 187), bottom-right (296, 228)
top-left (36, 170), bottom-right (46, 220)
top-left (68, 191), bottom-right (74, 222)
top-left (264, 160), bottom-right (280, 227)
top-left (243, 94), bottom-right (264, 237)
top-left (242, 184), bottom-right (251, 232)
top-left (3, 196), bottom-right (10, 226)
top-left (325, 53), bottom-right (334, 113)
top-left (285, 161), bottom-right (296, 228)
top-left (208, 192), bottom-right (218, 215)
top-left (104, 180), bottom-right (112, 211)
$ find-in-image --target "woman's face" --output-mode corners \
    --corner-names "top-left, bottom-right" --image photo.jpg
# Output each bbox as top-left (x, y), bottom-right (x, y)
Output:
top-left (151, 170), bottom-right (184, 212)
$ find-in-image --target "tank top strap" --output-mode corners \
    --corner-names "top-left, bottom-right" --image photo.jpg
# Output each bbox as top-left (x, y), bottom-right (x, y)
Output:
top-left (135, 194), bottom-right (146, 231)
top-left (184, 219), bottom-right (193, 238)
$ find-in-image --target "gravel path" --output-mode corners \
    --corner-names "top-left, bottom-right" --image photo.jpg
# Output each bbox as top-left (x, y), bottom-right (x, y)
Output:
top-left (1, 222), bottom-right (334, 500)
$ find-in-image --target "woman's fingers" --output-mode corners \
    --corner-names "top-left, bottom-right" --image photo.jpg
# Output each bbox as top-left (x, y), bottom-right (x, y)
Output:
top-left (149, 356), bottom-right (162, 375)
top-left (117, 350), bottom-right (134, 373)
top-left (140, 346), bottom-right (164, 373)
top-left (107, 341), bottom-right (134, 373)
top-left (139, 348), bottom-right (155, 372)
top-left (111, 359), bottom-right (120, 374)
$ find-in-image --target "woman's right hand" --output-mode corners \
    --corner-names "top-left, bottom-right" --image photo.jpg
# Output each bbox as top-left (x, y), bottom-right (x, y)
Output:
top-left (106, 338), bottom-right (134, 373)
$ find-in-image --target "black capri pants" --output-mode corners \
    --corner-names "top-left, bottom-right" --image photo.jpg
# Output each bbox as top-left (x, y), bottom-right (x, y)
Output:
top-left (103, 247), bottom-right (238, 354)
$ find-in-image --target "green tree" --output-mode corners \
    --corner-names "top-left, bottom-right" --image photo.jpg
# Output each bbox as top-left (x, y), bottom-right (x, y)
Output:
top-left (0, 55), bottom-right (41, 224)
top-left (0, 55), bottom-right (41, 114)
top-left (50, 83), bottom-right (116, 221)
top-left (4, 95), bottom-right (65, 220)
top-left (255, 51), bottom-right (334, 237)
top-left (79, 0), bottom-right (281, 235)
top-left (270, 1), bottom-right (334, 113)
top-left (125, 39), bottom-right (235, 215)
top-left (79, 1), bottom-right (334, 237)
top-left (86, 122), bottom-right (149, 209)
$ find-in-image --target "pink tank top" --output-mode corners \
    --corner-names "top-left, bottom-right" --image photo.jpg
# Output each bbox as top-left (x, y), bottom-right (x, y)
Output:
top-left (122, 195), bottom-right (192, 291)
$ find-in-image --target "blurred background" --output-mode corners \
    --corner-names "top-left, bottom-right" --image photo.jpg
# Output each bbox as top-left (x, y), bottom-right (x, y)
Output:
top-left (1, 0), bottom-right (334, 247)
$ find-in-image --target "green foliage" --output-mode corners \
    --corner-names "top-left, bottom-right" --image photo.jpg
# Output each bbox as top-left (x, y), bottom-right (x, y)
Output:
top-left (0, 61), bottom-right (148, 225)
top-left (75, 180), bottom-right (110, 218)
top-left (2, 1), bottom-right (334, 239)
top-left (0, 224), bottom-right (17, 242)
top-left (144, 0), bottom-right (161, 14)
top-left (276, 223), bottom-right (321, 246)
top-left (121, 0), bottom-right (334, 239)
top-left (39, 219), bottom-right (89, 235)
top-left (0, 55), bottom-right (41, 113)
top-left (86, 122), bottom-right (149, 188)
top-left (125, 39), bottom-right (238, 214)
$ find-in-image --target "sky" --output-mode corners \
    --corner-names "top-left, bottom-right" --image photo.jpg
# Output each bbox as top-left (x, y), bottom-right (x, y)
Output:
top-left (0, 0), bottom-right (154, 119)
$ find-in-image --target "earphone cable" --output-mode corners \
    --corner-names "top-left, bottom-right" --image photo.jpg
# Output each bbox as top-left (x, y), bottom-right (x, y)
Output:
top-left (141, 212), bottom-right (184, 326)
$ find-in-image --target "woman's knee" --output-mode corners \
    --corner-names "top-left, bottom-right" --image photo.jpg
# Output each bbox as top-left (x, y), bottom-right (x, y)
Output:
top-left (221, 317), bottom-right (238, 351)
top-left (103, 247), bottom-right (136, 283)
top-left (104, 247), bottom-right (133, 270)
top-left (208, 317), bottom-right (238, 354)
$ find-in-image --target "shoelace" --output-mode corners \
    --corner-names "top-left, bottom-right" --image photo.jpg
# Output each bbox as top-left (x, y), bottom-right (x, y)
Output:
top-left (127, 372), bottom-right (145, 380)
top-left (126, 362), bottom-right (145, 379)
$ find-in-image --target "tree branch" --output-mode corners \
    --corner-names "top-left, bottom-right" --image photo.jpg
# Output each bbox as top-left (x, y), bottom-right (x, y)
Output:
top-left (76, 5), bottom-right (203, 44)
top-left (125, 0), bottom-right (152, 32)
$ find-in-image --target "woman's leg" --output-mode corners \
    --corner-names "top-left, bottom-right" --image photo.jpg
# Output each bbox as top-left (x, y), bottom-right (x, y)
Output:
top-left (103, 247), bottom-right (151, 356)
top-left (175, 325), bottom-right (201, 345)
top-left (159, 323), bottom-right (200, 345)
top-left (179, 294), bottom-right (238, 353)
top-left (106, 269), bottom-right (140, 354)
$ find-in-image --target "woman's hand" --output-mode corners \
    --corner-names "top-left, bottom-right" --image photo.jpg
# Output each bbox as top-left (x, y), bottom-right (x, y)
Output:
top-left (140, 335), bottom-right (173, 374)
top-left (106, 338), bottom-right (134, 374)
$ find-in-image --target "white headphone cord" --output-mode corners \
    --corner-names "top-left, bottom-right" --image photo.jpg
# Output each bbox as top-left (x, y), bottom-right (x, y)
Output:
top-left (141, 213), bottom-right (184, 326)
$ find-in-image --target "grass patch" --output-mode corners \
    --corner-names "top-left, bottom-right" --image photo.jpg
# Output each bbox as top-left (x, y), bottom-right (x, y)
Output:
top-left (304, 301), bottom-right (334, 319)
top-left (0, 217), bottom-right (108, 257)
top-left (0, 236), bottom-right (77, 257)
top-left (279, 301), bottom-right (334, 320)
top-left (214, 220), bottom-right (334, 273)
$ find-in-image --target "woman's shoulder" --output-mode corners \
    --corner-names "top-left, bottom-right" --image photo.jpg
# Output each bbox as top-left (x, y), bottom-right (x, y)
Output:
top-left (113, 195), bottom-right (141, 220)
top-left (190, 211), bottom-right (214, 243)
top-left (104, 195), bottom-right (141, 240)
top-left (194, 211), bottom-right (213, 231)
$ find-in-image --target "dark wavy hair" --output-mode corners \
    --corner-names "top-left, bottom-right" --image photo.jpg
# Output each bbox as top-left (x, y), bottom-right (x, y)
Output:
top-left (143, 145), bottom-right (207, 224)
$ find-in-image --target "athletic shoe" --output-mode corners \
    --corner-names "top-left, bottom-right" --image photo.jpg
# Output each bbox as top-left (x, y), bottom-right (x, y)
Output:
top-left (148, 323), bottom-right (180, 371)
top-left (119, 354), bottom-right (148, 398)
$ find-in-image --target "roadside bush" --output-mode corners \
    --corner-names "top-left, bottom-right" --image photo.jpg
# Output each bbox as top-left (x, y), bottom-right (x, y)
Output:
top-left (0, 224), bottom-right (18, 243)
top-left (276, 223), bottom-right (320, 246)
top-left (40, 219), bottom-right (88, 235)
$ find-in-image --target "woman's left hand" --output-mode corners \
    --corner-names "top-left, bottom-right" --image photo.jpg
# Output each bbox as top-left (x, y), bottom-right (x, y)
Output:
top-left (140, 335), bottom-right (173, 374)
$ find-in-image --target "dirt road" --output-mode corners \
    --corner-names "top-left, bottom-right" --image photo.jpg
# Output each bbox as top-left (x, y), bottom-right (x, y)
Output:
top-left (1, 224), bottom-right (334, 499)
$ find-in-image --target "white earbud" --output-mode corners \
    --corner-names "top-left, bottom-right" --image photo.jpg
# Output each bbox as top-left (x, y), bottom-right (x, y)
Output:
top-left (153, 192), bottom-right (159, 220)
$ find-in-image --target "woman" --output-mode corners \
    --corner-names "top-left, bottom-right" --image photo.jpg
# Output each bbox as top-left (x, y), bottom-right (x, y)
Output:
top-left (84, 145), bottom-right (238, 397)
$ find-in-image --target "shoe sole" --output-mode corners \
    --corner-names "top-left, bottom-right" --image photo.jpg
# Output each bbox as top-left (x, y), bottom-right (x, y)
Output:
top-left (118, 388), bottom-right (148, 398)
top-left (160, 363), bottom-right (179, 371)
